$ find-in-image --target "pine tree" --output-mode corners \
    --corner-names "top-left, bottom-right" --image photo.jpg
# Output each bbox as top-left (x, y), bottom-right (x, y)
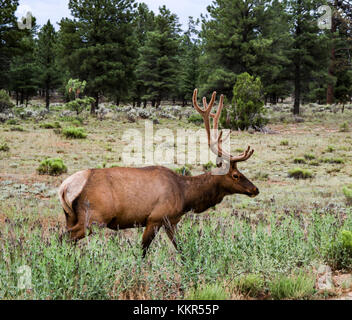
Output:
top-left (136, 6), bottom-right (181, 107)
top-left (286, 0), bottom-right (330, 114)
top-left (58, 0), bottom-right (137, 113)
top-left (36, 20), bottom-right (60, 110)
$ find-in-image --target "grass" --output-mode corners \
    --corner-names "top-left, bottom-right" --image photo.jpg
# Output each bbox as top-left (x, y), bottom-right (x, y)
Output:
top-left (288, 168), bottom-right (313, 179)
top-left (0, 101), bottom-right (352, 300)
top-left (0, 141), bottom-right (10, 152)
top-left (37, 158), bottom-right (68, 176)
top-left (62, 127), bottom-right (87, 139)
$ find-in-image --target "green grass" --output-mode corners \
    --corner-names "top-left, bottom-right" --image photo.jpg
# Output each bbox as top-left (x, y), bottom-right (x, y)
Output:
top-left (343, 186), bottom-right (352, 205)
top-left (62, 127), bottom-right (87, 139)
top-left (37, 158), bottom-right (68, 176)
top-left (288, 168), bottom-right (313, 179)
top-left (0, 141), bottom-right (10, 152)
top-left (185, 283), bottom-right (229, 300)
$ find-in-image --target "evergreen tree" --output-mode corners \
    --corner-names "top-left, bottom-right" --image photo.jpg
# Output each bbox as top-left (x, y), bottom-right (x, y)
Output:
top-left (58, 0), bottom-right (137, 113)
top-left (0, 0), bottom-right (23, 89)
top-left (286, 0), bottom-right (330, 114)
top-left (36, 20), bottom-right (60, 110)
top-left (177, 17), bottom-right (201, 106)
top-left (136, 6), bottom-right (181, 107)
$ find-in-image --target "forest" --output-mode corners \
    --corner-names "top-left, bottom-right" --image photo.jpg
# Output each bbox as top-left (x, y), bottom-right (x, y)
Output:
top-left (0, 0), bottom-right (351, 114)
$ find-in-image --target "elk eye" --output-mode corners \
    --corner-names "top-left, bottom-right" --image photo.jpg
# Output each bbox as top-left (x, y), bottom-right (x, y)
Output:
top-left (233, 174), bottom-right (239, 180)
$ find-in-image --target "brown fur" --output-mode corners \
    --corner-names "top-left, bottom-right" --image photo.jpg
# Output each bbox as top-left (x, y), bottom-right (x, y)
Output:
top-left (58, 164), bottom-right (259, 256)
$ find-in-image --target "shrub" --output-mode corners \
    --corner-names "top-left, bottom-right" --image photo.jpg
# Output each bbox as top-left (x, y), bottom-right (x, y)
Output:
top-left (37, 158), bottom-right (67, 176)
top-left (62, 127), bottom-right (87, 139)
top-left (66, 97), bottom-right (95, 115)
top-left (325, 229), bottom-right (352, 270)
top-left (185, 283), bottom-right (229, 300)
top-left (188, 114), bottom-right (203, 125)
top-left (293, 157), bottom-right (306, 164)
top-left (0, 142), bottom-right (10, 152)
top-left (322, 157), bottom-right (344, 164)
top-left (174, 165), bottom-right (192, 176)
top-left (339, 122), bottom-right (349, 132)
top-left (0, 89), bottom-right (14, 112)
top-left (343, 186), bottom-right (352, 205)
top-left (202, 161), bottom-right (216, 171)
top-left (234, 274), bottom-right (265, 297)
top-left (221, 72), bottom-right (267, 130)
top-left (326, 146), bottom-right (335, 153)
top-left (288, 168), bottom-right (313, 179)
top-left (268, 273), bottom-right (315, 300)
top-left (10, 126), bottom-right (24, 132)
top-left (304, 153), bottom-right (316, 160)
top-left (6, 119), bottom-right (18, 125)
top-left (40, 122), bottom-right (61, 129)
top-left (280, 140), bottom-right (289, 146)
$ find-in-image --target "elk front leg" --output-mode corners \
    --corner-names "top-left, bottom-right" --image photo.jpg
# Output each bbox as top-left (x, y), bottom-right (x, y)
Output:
top-left (141, 222), bottom-right (161, 258)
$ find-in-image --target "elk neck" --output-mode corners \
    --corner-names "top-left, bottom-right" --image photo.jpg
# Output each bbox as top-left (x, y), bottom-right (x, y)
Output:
top-left (177, 172), bottom-right (229, 214)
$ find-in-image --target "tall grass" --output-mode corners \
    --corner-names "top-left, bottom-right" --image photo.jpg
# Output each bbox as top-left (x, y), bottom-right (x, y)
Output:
top-left (0, 207), bottom-right (352, 300)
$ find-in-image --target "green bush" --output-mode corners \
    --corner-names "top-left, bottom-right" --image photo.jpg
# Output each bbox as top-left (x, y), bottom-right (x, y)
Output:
top-left (174, 165), bottom-right (192, 176)
top-left (293, 157), bottom-right (306, 164)
top-left (202, 161), bottom-right (216, 171)
top-left (6, 119), bottom-right (18, 125)
top-left (188, 114), bottom-right (203, 125)
top-left (10, 126), bottom-right (24, 132)
top-left (40, 122), bottom-right (61, 129)
top-left (234, 274), bottom-right (265, 297)
top-left (280, 140), bottom-right (289, 146)
top-left (322, 157), bottom-right (344, 164)
top-left (325, 230), bottom-right (352, 270)
top-left (288, 168), bottom-right (313, 179)
top-left (185, 283), bottom-right (229, 300)
top-left (268, 273), bottom-right (315, 300)
top-left (37, 158), bottom-right (68, 176)
top-left (0, 142), bottom-right (10, 152)
top-left (221, 72), bottom-right (267, 130)
top-left (326, 146), bottom-right (335, 153)
top-left (62, 127), bottom-right (87, 139)
top-left (304, 153), bottom-right (316, 160)
top-left (0, 89), bottom-right (14, 112)
top-left (66, 97), bottom-right (95, 115)
top-left (343, 186), bottom-right (352, 205)
top-left (339, 122), bottom-right (349, 132)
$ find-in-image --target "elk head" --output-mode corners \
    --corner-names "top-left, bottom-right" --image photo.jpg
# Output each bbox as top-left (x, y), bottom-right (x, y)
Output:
top-left (193, 89), bottom-right (259, 198)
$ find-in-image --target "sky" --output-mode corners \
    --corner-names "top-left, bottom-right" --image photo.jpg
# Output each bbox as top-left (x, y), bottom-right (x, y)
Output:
top-left (15, 0), bottom-right (212, 30)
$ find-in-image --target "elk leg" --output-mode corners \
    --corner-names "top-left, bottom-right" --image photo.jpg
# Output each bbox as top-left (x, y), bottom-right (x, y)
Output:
top-left (141, 222), bottom-right (161, 258)
top-left (66, 223), bottom-right (86, 242)
top-left (164, 223), bottom-right (179, 251)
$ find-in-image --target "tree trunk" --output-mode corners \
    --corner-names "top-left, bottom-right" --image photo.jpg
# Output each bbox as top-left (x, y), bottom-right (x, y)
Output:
top-left (91, 93), bottom-right (99, 115)
top-left (143, 100), bottom-right (147, 108)
top-left (45, 81), bottom-right (50, 110)
top-left (20, 89), bottom-right (24, 105)
top-left (294, 62), bottom-right (301, 115)
top-left (327, 0), bottom-right (337, 105)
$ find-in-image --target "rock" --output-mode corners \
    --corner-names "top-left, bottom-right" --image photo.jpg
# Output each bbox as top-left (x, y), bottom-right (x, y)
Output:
top-left (316, 265), bottom-right (335, 291)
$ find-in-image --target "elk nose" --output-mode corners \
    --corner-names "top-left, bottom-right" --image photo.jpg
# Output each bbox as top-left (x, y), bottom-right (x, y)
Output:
top-left (252, 187), bottom-right (259, 196)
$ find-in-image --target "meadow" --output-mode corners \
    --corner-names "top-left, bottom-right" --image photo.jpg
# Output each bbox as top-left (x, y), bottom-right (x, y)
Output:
top-left (0, 102), bottom-right (352, 300)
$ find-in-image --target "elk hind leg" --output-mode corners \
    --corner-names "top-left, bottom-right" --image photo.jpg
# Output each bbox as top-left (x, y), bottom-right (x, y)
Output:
top-left (141, 222), bottom-right (161, 258)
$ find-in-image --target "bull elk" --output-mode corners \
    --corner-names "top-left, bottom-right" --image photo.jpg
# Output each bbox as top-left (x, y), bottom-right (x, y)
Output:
top-left (58, 89), bottom-right (259, 257)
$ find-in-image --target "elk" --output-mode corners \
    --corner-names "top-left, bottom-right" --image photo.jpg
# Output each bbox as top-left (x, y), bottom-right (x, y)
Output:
top-left (58, 89), bottom-right (259, 257)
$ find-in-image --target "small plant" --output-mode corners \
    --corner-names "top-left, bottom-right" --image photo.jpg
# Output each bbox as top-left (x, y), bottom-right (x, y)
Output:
top-left (185, 283), bottom-right (229, 300)
top-left (343, 186), bottom-right (352, 205)
top-left (326, 146), bottom-right (335, 153)
top-left (203, 161), bottom-right (216, 171)
top-left (280, 140), bottom-right (289, 146)
top-left (325, 229), bottom-right (352, 270)
top-left (268, 273), bottom-right (315, 300)
top-left (0, 142), bottom-right (10, 152)
top-left (40, 122), bottom-right (61, 129)
top-left (66, 97), bottom-right (95, 115)
top-left (0, 89), bottom-right (14, 112)
top-left (234, 274), bottom-right (265, 297)
top-left (62, 127), bottom-right (87, 139)
top-left (174, 165), bottom-right (192, 176)
top-left (6, 119), bottom-right (18, 125)
top-left (322, 157), bottom-right (344, 164)
top-left (37, 158), bottom-right (68, 176)
top-left (288, 168), bottom-right (313, 179)
top-left (339, 122), bottom-right (349, 132)
top-left (293, 157), bottom-right (306, 164)
top-left (188, 114), bottom-right (203, 125)
top-left (304, 153), bottom-right (315, 160)
top-left (10, 126), bottom-right (24, 132)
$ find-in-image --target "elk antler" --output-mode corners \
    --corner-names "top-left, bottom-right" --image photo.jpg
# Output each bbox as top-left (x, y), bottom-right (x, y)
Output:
top-left (192, 88), bottom-right (254, 162)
